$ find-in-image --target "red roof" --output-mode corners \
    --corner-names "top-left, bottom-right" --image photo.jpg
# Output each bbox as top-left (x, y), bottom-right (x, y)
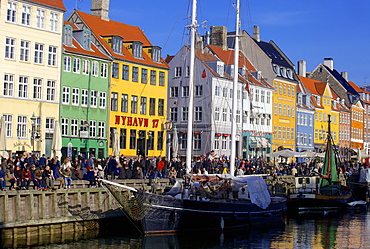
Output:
top-left (75, 10), bottom-right (169, 69)
top-left (33, 0), bottom-right (66, 10)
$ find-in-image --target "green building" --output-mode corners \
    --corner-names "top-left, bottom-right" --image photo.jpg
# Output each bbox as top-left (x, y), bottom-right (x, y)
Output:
top-left (60, 22), bottom-right (111, 159)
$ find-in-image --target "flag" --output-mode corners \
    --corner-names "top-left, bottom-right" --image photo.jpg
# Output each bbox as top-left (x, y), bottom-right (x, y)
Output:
top-left (245, 82), bottom-right (250, 94)
top-left (201, 69), bottom-right (206, 78)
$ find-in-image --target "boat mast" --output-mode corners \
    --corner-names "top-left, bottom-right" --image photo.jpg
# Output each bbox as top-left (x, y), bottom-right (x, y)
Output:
top-left (186, 0), bottom-right (197, 174)
top-left (230, 0), bottom-right (240, 176)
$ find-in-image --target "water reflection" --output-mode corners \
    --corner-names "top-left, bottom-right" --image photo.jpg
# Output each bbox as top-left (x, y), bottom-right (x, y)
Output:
top-left (5, 211), bottom-right (370, 248)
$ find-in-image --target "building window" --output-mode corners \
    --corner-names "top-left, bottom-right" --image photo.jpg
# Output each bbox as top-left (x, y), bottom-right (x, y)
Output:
top-left (170, 107), bottom-right (178, 122)
top-left (82, 60), bottom-right (90, 75)
top-left (223, 87), bottom-right (227, 97)
top-left (157, 131), bottom-right (164, 150)
top-left (215, 107), bottom-right (220, 121)
top-left (122, 65), bottom-right (129, 80)
top-left (90, 90), bottom-right (97, 108)
top-left (33, 78), bottom-right (42, 100)
top-left (50, 12), bottom-right (59, 32)
top-left (64, 25), bottom-right (72, 45)
top-left (175, 67), bottom-right (182, 77)
top-left (141, 68), bottom-right (147, 84)
top-left (62, 87), bottom-right (70, 104)
top-left (73, 58), bottom-right (80, 73)
top-left (181, 133), bottom-right (187, 150)
top-left (92, 61), bottom-right (98, 77)
top-left (195, 107), bottom-right (202, 121)
top-left (111, 92), bottom-right (118, 111)
top-left (20, 40), bottom-right (30, 62)
top-left (99, 121), bottom-right (105, 138)
top-left (112, 36), bottom-right (122, 54)
top-left (130, 129), bottom-right (136, 149)
top-left (121, 94), bottom-right (128, 112)
top-left (267, 92), bottom-right (271, 103)
top-left (7, 2), bottom-right (17, 22)
top-left (140, 97), bottom-right (147, 115)
top-left (131, 95), bottom-right (138, 114)
top-left (149, 98), bottom-right (155, 115)
top-left (17, 115), bottom-right (27, 138)
top-left (101, 63), bottom-right (108, 78)
top-left (72, 88), bottom-right (79, 106)
top-left (194, 133), bottom-right (201, 150)
top-left (182, 86), bottom-right (189, 97)
top-left (150, 70), bottom-right (156, 85)
top-left (215, 86), bottom-right (220, 96)
top-left (89, 120), bottom-right (96, 137)
top-left (81, 89), bottom-right (88, 107)
top-left (132, 66), bottom-right (139, 82)
top-left (159, 72), bottom-right (165, 86)
top-left (158, 99), bottom-right (164, 116)
top-left (82, 30), bottom-right (91, 50)
top-left (46, 80), bottom-right (55, 101)
top-left (61, 118), bottom-right (68, 136)
top-left (112, 62), bottom-right (119, 78)
top-left (170, 87), bottom-right (178, 98)
top-left (147, 131), bottom-right (154, 150)
top-left (3, 114), bottom-right (12, 137)
top-left (182, 107), bottom-right (188, 121)
top-left (222, 137), bottom-right (227, 149)
top-left (36, 9), bottom-right (45, 29)
top-left (195, 85), bottom-right (203, 97)
top-left (3, 74), bottom-right (14, 97)
top-left (48, 46), bottom-right (57, 66)
top-left (34, 43), bottom-right (44, 64)
top-left (64, 56), bottom-right (71, 72)
top-left (18, 76), bottom-right (28, 98)
top-left (120, 128), bottom-right (126, 149)
top-left (222, 108), bottom-right (227, 122)
top-left (261, 90), bottom-right (265, 102)
top-left (71, 119), bottom-right (78, 136)
top-left (99, 91), bottom-right (106, 109)
top-left (255, 89), bottom-right (259, 102)
top-left (133, 42), bottom-right (142, 58)
top-left (5, 37), bottom-right (15, 60)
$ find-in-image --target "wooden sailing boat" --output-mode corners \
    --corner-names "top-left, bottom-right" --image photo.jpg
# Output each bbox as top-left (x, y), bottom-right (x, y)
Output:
top-left (288, 115), bottom-right (353, 214)
top-left (100, 0), bottom-right (287, 234)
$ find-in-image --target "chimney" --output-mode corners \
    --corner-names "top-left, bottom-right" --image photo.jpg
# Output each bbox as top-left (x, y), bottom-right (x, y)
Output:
top-left (253, 26), bottom-right (260, 42)
top-left (341, 71), bottom-right (348, 81)
top-left (297, 60), bottom-right (306, 77)
top-left (324, 58), bottom-right (334, 70)
top-left (210, 26), bottom-right (227, 50)
top-left (91, 0), bottom-right (110, 21)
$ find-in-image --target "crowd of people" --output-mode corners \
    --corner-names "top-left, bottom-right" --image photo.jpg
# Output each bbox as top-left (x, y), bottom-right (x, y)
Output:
top-left (0, 151), bottom-right (367, 191)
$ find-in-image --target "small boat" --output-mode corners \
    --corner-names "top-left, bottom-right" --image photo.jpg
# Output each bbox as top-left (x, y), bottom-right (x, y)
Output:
top-left (288, 115), bottom-right (354, 214)
top-left (100, 175), bottom-right (287, 234)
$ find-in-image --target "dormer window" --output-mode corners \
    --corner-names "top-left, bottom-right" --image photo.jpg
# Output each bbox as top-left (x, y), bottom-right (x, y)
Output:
top-left (63, 25), bottom-right (73, 46)
top-left (133, 41), bottom-right (143, 58)
top-left (152, 46), bottom-right (161, 63)
top-left (82, 30), bottom-right (91, 50)
top-left (280, 67), bottom-right (287, 78)
top-left (112, 36), bottom-right (123, 54)
top-left (273, 64), bottom-right (280, 75)
top-left (286, 69), bottom-right (293, 79)
top-left (216, 61), bottom-right (224, 77)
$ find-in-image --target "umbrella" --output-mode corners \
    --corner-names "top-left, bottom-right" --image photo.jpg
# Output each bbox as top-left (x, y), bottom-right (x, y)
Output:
top-left (0, 116), bottom-right (8, 159)
top-left (51, 120), bottom-right (62, 159)
top-left (266, 150), bottom-right (306, 158)
top-left (112, 129), bottom-right (120, 161)
top-left (172, 127), bottom-right (178, 159)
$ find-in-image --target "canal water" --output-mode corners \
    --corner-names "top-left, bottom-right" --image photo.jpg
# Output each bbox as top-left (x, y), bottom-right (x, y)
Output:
top-left (8, 210), bottom-right (370, 248)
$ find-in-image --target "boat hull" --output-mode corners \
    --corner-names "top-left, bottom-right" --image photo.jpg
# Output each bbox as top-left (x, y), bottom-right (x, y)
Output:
top-left (137, 192), bottom-right (287, 234)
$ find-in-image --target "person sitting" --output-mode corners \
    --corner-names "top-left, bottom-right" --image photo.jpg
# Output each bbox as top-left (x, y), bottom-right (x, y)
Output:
top-left (83, 167), bottom-right (97, 188)
top-left (0, 166), bottom-right (6, 191)
top-left (62, 166), bottom-right (72, 189)
top-left (21, 166), bottom-right (32, 190)
top-left (53, 167), bottom-right (64, 189)
top-left (43, 166), bottom-right (55, 190)
top-left (34, 167), bottom-right (46, 190)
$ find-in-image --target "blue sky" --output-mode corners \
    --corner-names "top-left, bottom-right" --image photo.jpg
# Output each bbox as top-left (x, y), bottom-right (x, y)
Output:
top-left (64, 0), bottom-right (369, 86)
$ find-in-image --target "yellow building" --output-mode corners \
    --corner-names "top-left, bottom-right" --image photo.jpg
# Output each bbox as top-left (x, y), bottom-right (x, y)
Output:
top-left (272, 78), bottom-right (297, 152)
top-left (0, 0), bottom-right (66, 156)
top-left (67, 6), bottom-right (169, 158)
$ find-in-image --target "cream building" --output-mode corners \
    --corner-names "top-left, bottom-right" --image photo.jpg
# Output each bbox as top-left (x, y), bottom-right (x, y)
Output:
top-left (0, 0), bottom-right (66, 157)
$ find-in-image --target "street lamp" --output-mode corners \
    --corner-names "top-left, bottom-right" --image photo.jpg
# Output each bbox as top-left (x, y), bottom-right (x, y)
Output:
top-left (30, 113), bottom-right (41, 153)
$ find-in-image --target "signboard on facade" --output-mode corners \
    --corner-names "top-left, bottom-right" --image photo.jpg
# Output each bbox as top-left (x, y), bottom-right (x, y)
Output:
top-left (67, 143), bottom-right (72, 158)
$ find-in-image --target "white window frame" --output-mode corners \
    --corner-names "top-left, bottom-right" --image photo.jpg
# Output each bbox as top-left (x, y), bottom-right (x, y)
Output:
top-left (73, 58), bottom-right (80, 73)
top-left (3, 114), bottom-right (12, 137)
top-left (98, 121), bottom-right (105, 138)
top-left (48, 46), bottom-right (57, 66)
top-left (64, 56), bottom-right (71, 72)
top-left (46, 80), bottom-right (55, 101)
top-left (33, 78), bottom-right (42, 100)
top-left (4, 74), bottom-right (14, 97)
top-left (62, 86), bottom-right (70, 104)
top-left (83, 60), bottom-right (90, 75)
top-left (5, 37), bottom-right (15, 60)
top-left (101, 63), bottom-right (107, 78)
top-left (195, 107), bottom-right (202, 121)
top-left (21, 5), bottom-right (31, 26)
top-left (7, 2), bottom-right (17, 22)
top-left (90, 90), bottom-right (97, 108)
top-left (99, 91), bottom-right (106, 109)
top-left (20, 40), bottom-right (30, 62)
top-left (89, 120), bottom-right (96, 137)
top-left (92, 61), bottom-right (98, 77)
top-left (71, 119), bottom-right (78, 136)
top-left (50, 12), bottom-right (58, 32)
top-left (36, 9), bottom-right (45, 29)
top-left (182, 107), bottom-right (188, 121)
top-left (61, 118), bottom-right (68, 136)
top-left (81, 89), bottom-right (88, 107)
top-left (34, 43), bottom-right (44, 64)
top-left (72, 88), bottom-right (79, 106)
top-left (17, 115), bottom-right (27, 138)
top-left (18, 76), bottom-right (28, 98)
